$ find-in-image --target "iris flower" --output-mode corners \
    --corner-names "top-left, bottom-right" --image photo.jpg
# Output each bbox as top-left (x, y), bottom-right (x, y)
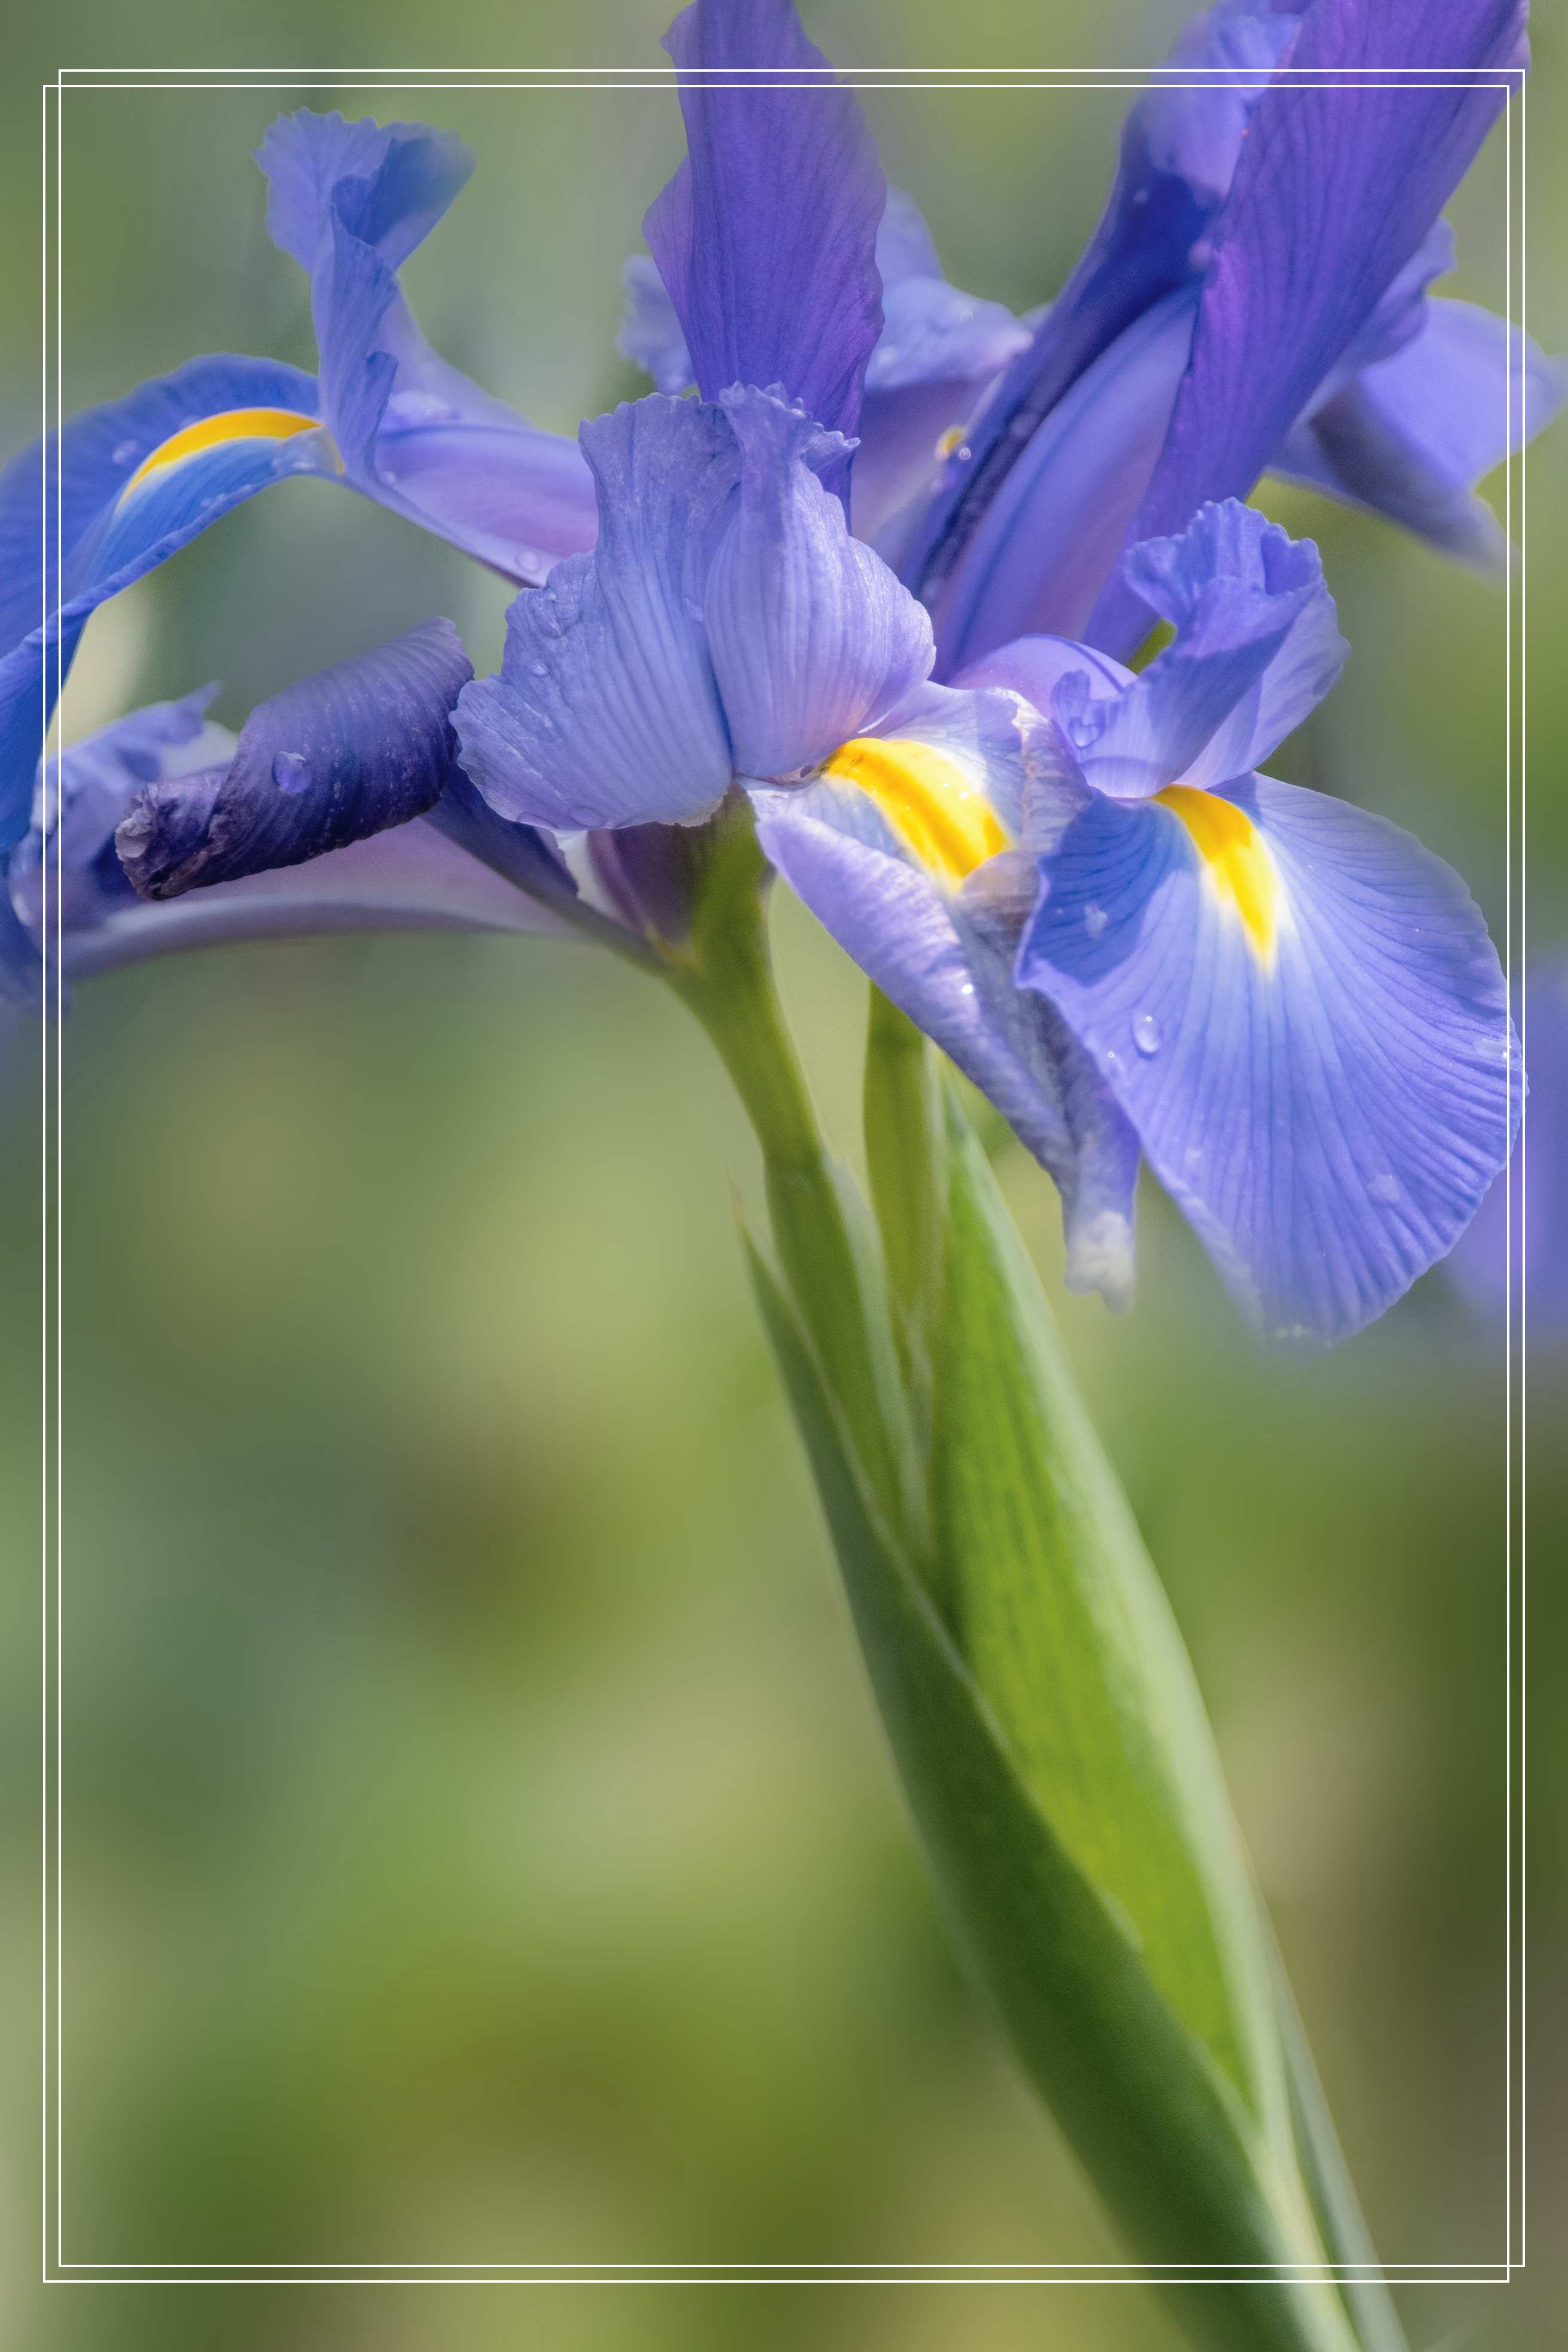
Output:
top-left (4, 0), bottom-right (1549, 1347)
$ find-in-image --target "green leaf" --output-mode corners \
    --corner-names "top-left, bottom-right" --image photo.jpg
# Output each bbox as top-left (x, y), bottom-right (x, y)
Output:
top-left (927, 1094), bottom-right (1288, 2144)
top-left (745, 1229), bottom-right (1362, 2352)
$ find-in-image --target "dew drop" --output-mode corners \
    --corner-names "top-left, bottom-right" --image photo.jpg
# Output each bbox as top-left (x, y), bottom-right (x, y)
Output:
top-left (112, 439), bottom-right (139, 466)
top-left (272, 751), bottom-right (312, 794)
top-left (1083, 902), bottom-right (1108, 940)
top-left (529, 660), bottom-right (549, 677)
top-left (1368, 1173), bottom-right (1400, 1205)
top-left (878, 343), bottom-right (900, 369)
top-left (1132, 1012), bottom-right (1162, 1057)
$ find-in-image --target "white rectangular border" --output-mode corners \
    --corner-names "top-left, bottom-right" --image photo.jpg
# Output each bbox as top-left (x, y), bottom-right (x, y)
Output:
top-left (38, 53), bottom-right (1530, 2293)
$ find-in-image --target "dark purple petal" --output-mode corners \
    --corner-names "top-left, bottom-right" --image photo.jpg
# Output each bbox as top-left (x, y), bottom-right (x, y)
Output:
top-left (644, 0), bottom-right (886, 456)
top-left (1089, 0), bottom-right (1527, 656)
top-left (116, 620), bottom-right (472, 899)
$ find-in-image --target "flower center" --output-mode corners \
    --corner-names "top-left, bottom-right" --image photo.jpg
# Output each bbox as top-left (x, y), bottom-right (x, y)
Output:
top-left (1156, 785), bottom-right (1279, 963)
top-left (823, 737), bottom-right (1010, 885)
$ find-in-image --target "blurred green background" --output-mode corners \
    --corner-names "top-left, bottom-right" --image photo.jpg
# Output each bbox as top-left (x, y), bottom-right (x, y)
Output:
top-left (3, 1), bottom-right (1565, 2345)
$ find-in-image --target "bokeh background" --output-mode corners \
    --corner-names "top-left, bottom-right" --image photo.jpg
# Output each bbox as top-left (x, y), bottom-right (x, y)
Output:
top-left (2, 2), bottom-right (1565, 2345)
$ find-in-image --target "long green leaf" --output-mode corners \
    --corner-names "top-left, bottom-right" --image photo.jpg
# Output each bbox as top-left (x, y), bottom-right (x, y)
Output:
top-left (746, 1230), bottom-right (1361, 2352)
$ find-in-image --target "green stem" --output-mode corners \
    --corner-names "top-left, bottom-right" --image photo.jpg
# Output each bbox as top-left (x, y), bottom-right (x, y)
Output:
top-left (664, 813), bottom-right (921, 1552)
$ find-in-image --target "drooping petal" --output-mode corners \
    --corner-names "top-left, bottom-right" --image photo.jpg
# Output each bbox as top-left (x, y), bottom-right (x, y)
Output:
top-left (1017, 771), bottom-right (1519, 1345)
top-left (59, 819), bottom-right (576, 984)
top-left (1091, 0), bottom-right (1528, 656)
top-left (0, 355), bottom-right (330, 859)
top-left (705, 388), bottom-right (933, 781)
top-left (5, 684), bottom-right (579, 1008)
top-left (1061, 503), bottom-right (1348, 800)
top-left (644, 0), bottom-right (886, 455)
top-left (455, 396), bottom-right (737, 832)
top-left (256, 111), bottom-right (596, 583)
top-left (754, 786), bottom-right (1140, 1305)
top-left (115, 620), bottom-right (473, 898)
top-left (900, 0), bottom-right (1300, 627)
top-left (1272, 297), bottom-right (1568, 569)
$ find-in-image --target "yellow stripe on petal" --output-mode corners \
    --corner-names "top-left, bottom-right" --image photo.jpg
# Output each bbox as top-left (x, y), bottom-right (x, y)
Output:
top-left (1157, 783), bottom-right (1280, 964)
top-left (122, 407), bottom-right (322, 498)
top-left (823, 736), bottom-right (1010, 886)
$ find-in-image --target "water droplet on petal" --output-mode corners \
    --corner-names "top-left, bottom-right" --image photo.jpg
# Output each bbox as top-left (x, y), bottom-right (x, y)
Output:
top-left (1083, 902), bottom-right (1108, 939)
top-left (1132, 1012), bottom-right (1162, 1056)
top-left (112, 439), bottom-right (139, 466)
top-left (529, 660), bottom-right (549, 677)
top-left (272, 751), bottom-right (312, 794)
top-left (1368, 1173), bottom-right (1400, 1205)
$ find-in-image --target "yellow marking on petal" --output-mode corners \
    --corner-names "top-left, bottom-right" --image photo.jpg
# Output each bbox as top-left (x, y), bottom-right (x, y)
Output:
top-left (824, 736), bottom-right (1010, 886)
top-left (1157, 783), bottom-right (1279, 964)
top-left (121, 407), bottom-right (321, 497)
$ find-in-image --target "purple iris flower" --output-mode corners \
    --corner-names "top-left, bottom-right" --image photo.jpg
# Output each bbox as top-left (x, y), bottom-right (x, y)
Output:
top-left (2, 0), bottom-right (1545, 1349)
top-left (453, 370), bottom-right (1517, 1344)
top-left (0, 108), bottom-right (597, 971)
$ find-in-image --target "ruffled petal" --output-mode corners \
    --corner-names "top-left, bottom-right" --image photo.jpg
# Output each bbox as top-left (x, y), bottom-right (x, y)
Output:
top-left (1091, 0), bottom-right (1528, 656)
top-left (754, 792), bottom-right (1140, 1304)
top-left (645, 0), bottom-right (886, 456)
top-left (455, 395), bottom-right (736, 831)
top-left (1063, 503), bottom-right (1348, 799)
top-left (900, 0), bottom-right (1299, 628)
top-left (1017, 771), bottom-right (1520, 1345)
top-left (115, 620), bottom-right (473, 898)
top-left (705, 388), bottom-right (933, 780)
top-left (256, 111), bottom-right (596, 583)
top-left (1273, 297), bottom-right (1568, 569)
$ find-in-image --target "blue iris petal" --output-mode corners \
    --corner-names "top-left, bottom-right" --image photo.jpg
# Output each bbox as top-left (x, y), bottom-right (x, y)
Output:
top-left (901, 0), bottom-right (1299, 632)
top-left (256, 110), bottom-right (597, 583)
top-left (1017, 775), bottom-right (1520, 1346)
top-left (1070, 504), bottom-right (1349, 800)
top-left (755, 794), bottom-right (1141, 1306)
top-left (1273, 296), bottom-right (1568, 571)
top-left (455, 396), bottom-right (737, 832)
top-left (115, 618), bottom-right (473, 898)
top-left (0, 355), bottom-right (328, 859)
top-left (644, 0), bottom-right (886, 463)
top-left (1090, 0), bottom-right (1528, 654)
top-left (708, 387), bottom-right (933, 781)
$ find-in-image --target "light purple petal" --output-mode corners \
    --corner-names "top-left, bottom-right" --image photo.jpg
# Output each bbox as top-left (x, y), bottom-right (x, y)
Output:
top-left (1273, 296), bottom-right (1568, 569)
top-left (1065, 503), bottom-right (1349, 799)
top-left (455, 396), bottom-right (736, 831)
top-left (755, 797), bottom-right (1140, 1304)
top-left (1018, 771), bottom-right (1520, 1345)
top-left (257, 110), bottom-right (596, 584)
top-left (706, 387), bottom-right (933, 781)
